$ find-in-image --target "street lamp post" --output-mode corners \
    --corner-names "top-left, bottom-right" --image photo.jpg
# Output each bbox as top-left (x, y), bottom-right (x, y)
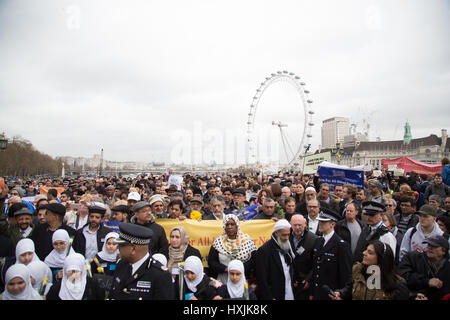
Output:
top-left (0, 132), bottom-right (8, 152)
top-left (332, 142), bottom-right (343, 165)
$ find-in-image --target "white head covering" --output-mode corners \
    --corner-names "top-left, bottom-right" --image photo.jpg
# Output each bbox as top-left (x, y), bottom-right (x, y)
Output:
top-left (58, 253), bottom-right (87, 300)
top-left (15, 238), bottom-right (39, 265)
top-left (44, 229), bottom-right (75, 268)
top-left (27, 260), bottom-right (53, 295)
top-left (97, 232), bottom-right (119, 262)
top-left (305, 186), bottom-right (316, 193)
top-left (152, 253), bottom-right (168, 267)
top-left (183, 256), bottom-right (204, 293)
top-left (1, 264), bottom-right (42, 300)
top-left (226, 260), bottom-right (246, 299)
top-left (273, 219), bottom-right (291, 233)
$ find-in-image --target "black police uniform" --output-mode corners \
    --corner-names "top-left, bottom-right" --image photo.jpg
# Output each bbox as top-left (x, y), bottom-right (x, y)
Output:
top-left (108, 223), bottom-right (174, 300)
top-left (311, 209), bottom-right (353, 300)
top-left (109, 256), bottom-right (174, 300)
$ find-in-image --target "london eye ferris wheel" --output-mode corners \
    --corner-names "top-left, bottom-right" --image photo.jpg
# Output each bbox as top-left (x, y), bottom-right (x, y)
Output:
top-left (246, 70), bottom-right (314, 171)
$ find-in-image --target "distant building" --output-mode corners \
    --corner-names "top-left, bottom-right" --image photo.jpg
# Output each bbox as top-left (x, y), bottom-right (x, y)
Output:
top-left (321, 117), bottom-right (350, 149)
top-left (343, 132), bottom-right (368, 148)
top-left (319, 127), bottom-right (449, 169)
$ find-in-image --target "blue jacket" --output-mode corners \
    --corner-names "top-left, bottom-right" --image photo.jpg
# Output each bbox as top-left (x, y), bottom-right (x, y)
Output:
top-left (443, 164), bottom-right (450, 186)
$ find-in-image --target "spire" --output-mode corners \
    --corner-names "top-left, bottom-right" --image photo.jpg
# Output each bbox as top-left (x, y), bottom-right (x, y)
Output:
top-left (403, 121), bottom-right (412, 145)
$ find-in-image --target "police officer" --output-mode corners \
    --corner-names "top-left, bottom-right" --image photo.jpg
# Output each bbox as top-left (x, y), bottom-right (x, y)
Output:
top-left (362, 201), bottom-right (397, 258)
top-left (310, 208), bottom-right (352, 300)
top-left (109, 223), bottom-right (174, 300)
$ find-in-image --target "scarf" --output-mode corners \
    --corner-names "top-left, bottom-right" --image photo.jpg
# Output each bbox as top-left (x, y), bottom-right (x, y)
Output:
top-left (27, 260), bottom-right (53, 294)
top-left (97, 232), bottom-right (119, 262)
top-left (58, 253), bottom-right (87, 300)
top-left (168, 226), bottom-right (189, 272)
top-left (15, 238), bottom-right (40, 265)
top-left (44, 229), bottom-right (75, 268)
top-left (227, 260), bottom-right (247, 299)
top-left (1, 264), bottom-right (42, 300)
top-left (272, 234), bottom-right (295, 266)
top-left (212, 214), bottom-right (257, 262)
top-left (183, 256), bottom-right (204, 293)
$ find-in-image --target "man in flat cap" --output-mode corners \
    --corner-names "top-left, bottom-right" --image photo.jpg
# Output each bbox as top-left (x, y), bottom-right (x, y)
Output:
top-left (0, 207), bottom-right (36, 246)
top-left (362, 201), bottom-right (397, 257)
top-left (110, 205), bottom-right (129, 223)
top-left (130, 201), bottom-right (169, 258)
top-left (232, 188), bottom-right (249, 211)
top-left (310, 208), bottom-right (353, 300)
top-left (72, 203), bottom-right (111, 262)
top-left (30, 203), bottom-right (76, 260)
top-left (398, 234), bottom-right (450, 300)
top-left (255, 219), bottom-right (295, 300)
top-left (367, 179), bottom-right (387, 204)
top-left (109, 223), bottom-right (174, 300)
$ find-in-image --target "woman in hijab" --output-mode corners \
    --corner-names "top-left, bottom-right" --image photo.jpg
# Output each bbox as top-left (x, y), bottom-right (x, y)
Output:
top-left (0, 264), bottom-right (42, 300)
top-left (208, 214), bottom-right (258, 283)
top-left (46, 253), bottom-right (105, 300)
top-left (91, 232), bottom-right (119, 276)
top-left (44, 229), bottom-right (75, 280)
top-left (27, 260), bottom-right (53, 297)
top-left (215, 260), bottom-right (256, 300)
top-left (15, 238), bottom-right (41, 265)
top-left (181, 255), bottom-right (220, 300)
top-left (168, 226), bottom-right (202, 277)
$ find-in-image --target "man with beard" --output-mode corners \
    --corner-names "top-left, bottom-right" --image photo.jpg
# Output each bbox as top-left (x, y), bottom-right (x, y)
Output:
top-left (310, 208), bottom-right (353, 300)
top-left (255, 219), bottom-right (295, 300)
top-left (0, 206), bottom-right (35, 246)
top-left (72, 204), bottom-right (111, 262)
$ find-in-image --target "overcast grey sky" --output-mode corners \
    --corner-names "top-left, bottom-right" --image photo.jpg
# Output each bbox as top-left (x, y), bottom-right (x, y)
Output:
top-left (0, 0), bottom-right (449, 165)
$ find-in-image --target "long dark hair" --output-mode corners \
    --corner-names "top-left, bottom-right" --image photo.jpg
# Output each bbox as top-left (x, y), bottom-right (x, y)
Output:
top-left (363, 240), bottom-right (399, 293)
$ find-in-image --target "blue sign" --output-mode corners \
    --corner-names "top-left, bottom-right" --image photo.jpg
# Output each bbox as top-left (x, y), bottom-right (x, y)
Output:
top-left (102, 221), bottom-right (121, 233)
top-left (318, 164), bottom-right (364, 189)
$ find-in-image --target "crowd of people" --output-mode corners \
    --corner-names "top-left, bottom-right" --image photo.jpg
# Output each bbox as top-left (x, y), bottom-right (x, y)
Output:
top-left (0, 160), bottom-right (449, 301)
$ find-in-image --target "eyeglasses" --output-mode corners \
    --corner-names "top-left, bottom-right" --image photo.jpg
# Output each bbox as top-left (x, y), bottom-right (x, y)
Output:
top-left (385, 204), bottom-right (394, 207)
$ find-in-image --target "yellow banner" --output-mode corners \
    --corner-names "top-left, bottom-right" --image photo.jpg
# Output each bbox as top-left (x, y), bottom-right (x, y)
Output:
top-left (157, 219), bottom-right (275, 266)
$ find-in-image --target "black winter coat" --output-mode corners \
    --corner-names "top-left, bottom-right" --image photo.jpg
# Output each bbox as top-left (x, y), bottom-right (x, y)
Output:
top-left (255, 237), bottom-right (295, 300)
top-left (398, 251), bottom-right (450, 300)
top-left (46, 276), bottom-right (105, 300)
top-left (30, 223), bottom-right (76, 261)
top-left (335, 219), bottom-right (371, 263)
top-left (131, 219), bottom-right (169, 258)
top-left (72, 224), bottom-right (111, 258)
top-left (289, 230), bottom-right (319, 300)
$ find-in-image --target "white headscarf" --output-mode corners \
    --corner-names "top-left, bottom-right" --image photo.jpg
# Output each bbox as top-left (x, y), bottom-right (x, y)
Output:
top-left (1, 264), bottom-right (42, 300)
top-left (152, 253), bottom-right (168, 267)
top-left (97, 232), bottom-right (119, 262)
top-left (226, 260), bottom-right (247, 299)
top-left (58, 253), bottom-right (87, 300)
top-left (27, 260), bottom-right (53, 295)
top-left (15, 238), bottom-right (39, 265)
top-left (44, 229), bottom-right (75, 268)
top-left (183, 256), bottom-right (204, 293)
